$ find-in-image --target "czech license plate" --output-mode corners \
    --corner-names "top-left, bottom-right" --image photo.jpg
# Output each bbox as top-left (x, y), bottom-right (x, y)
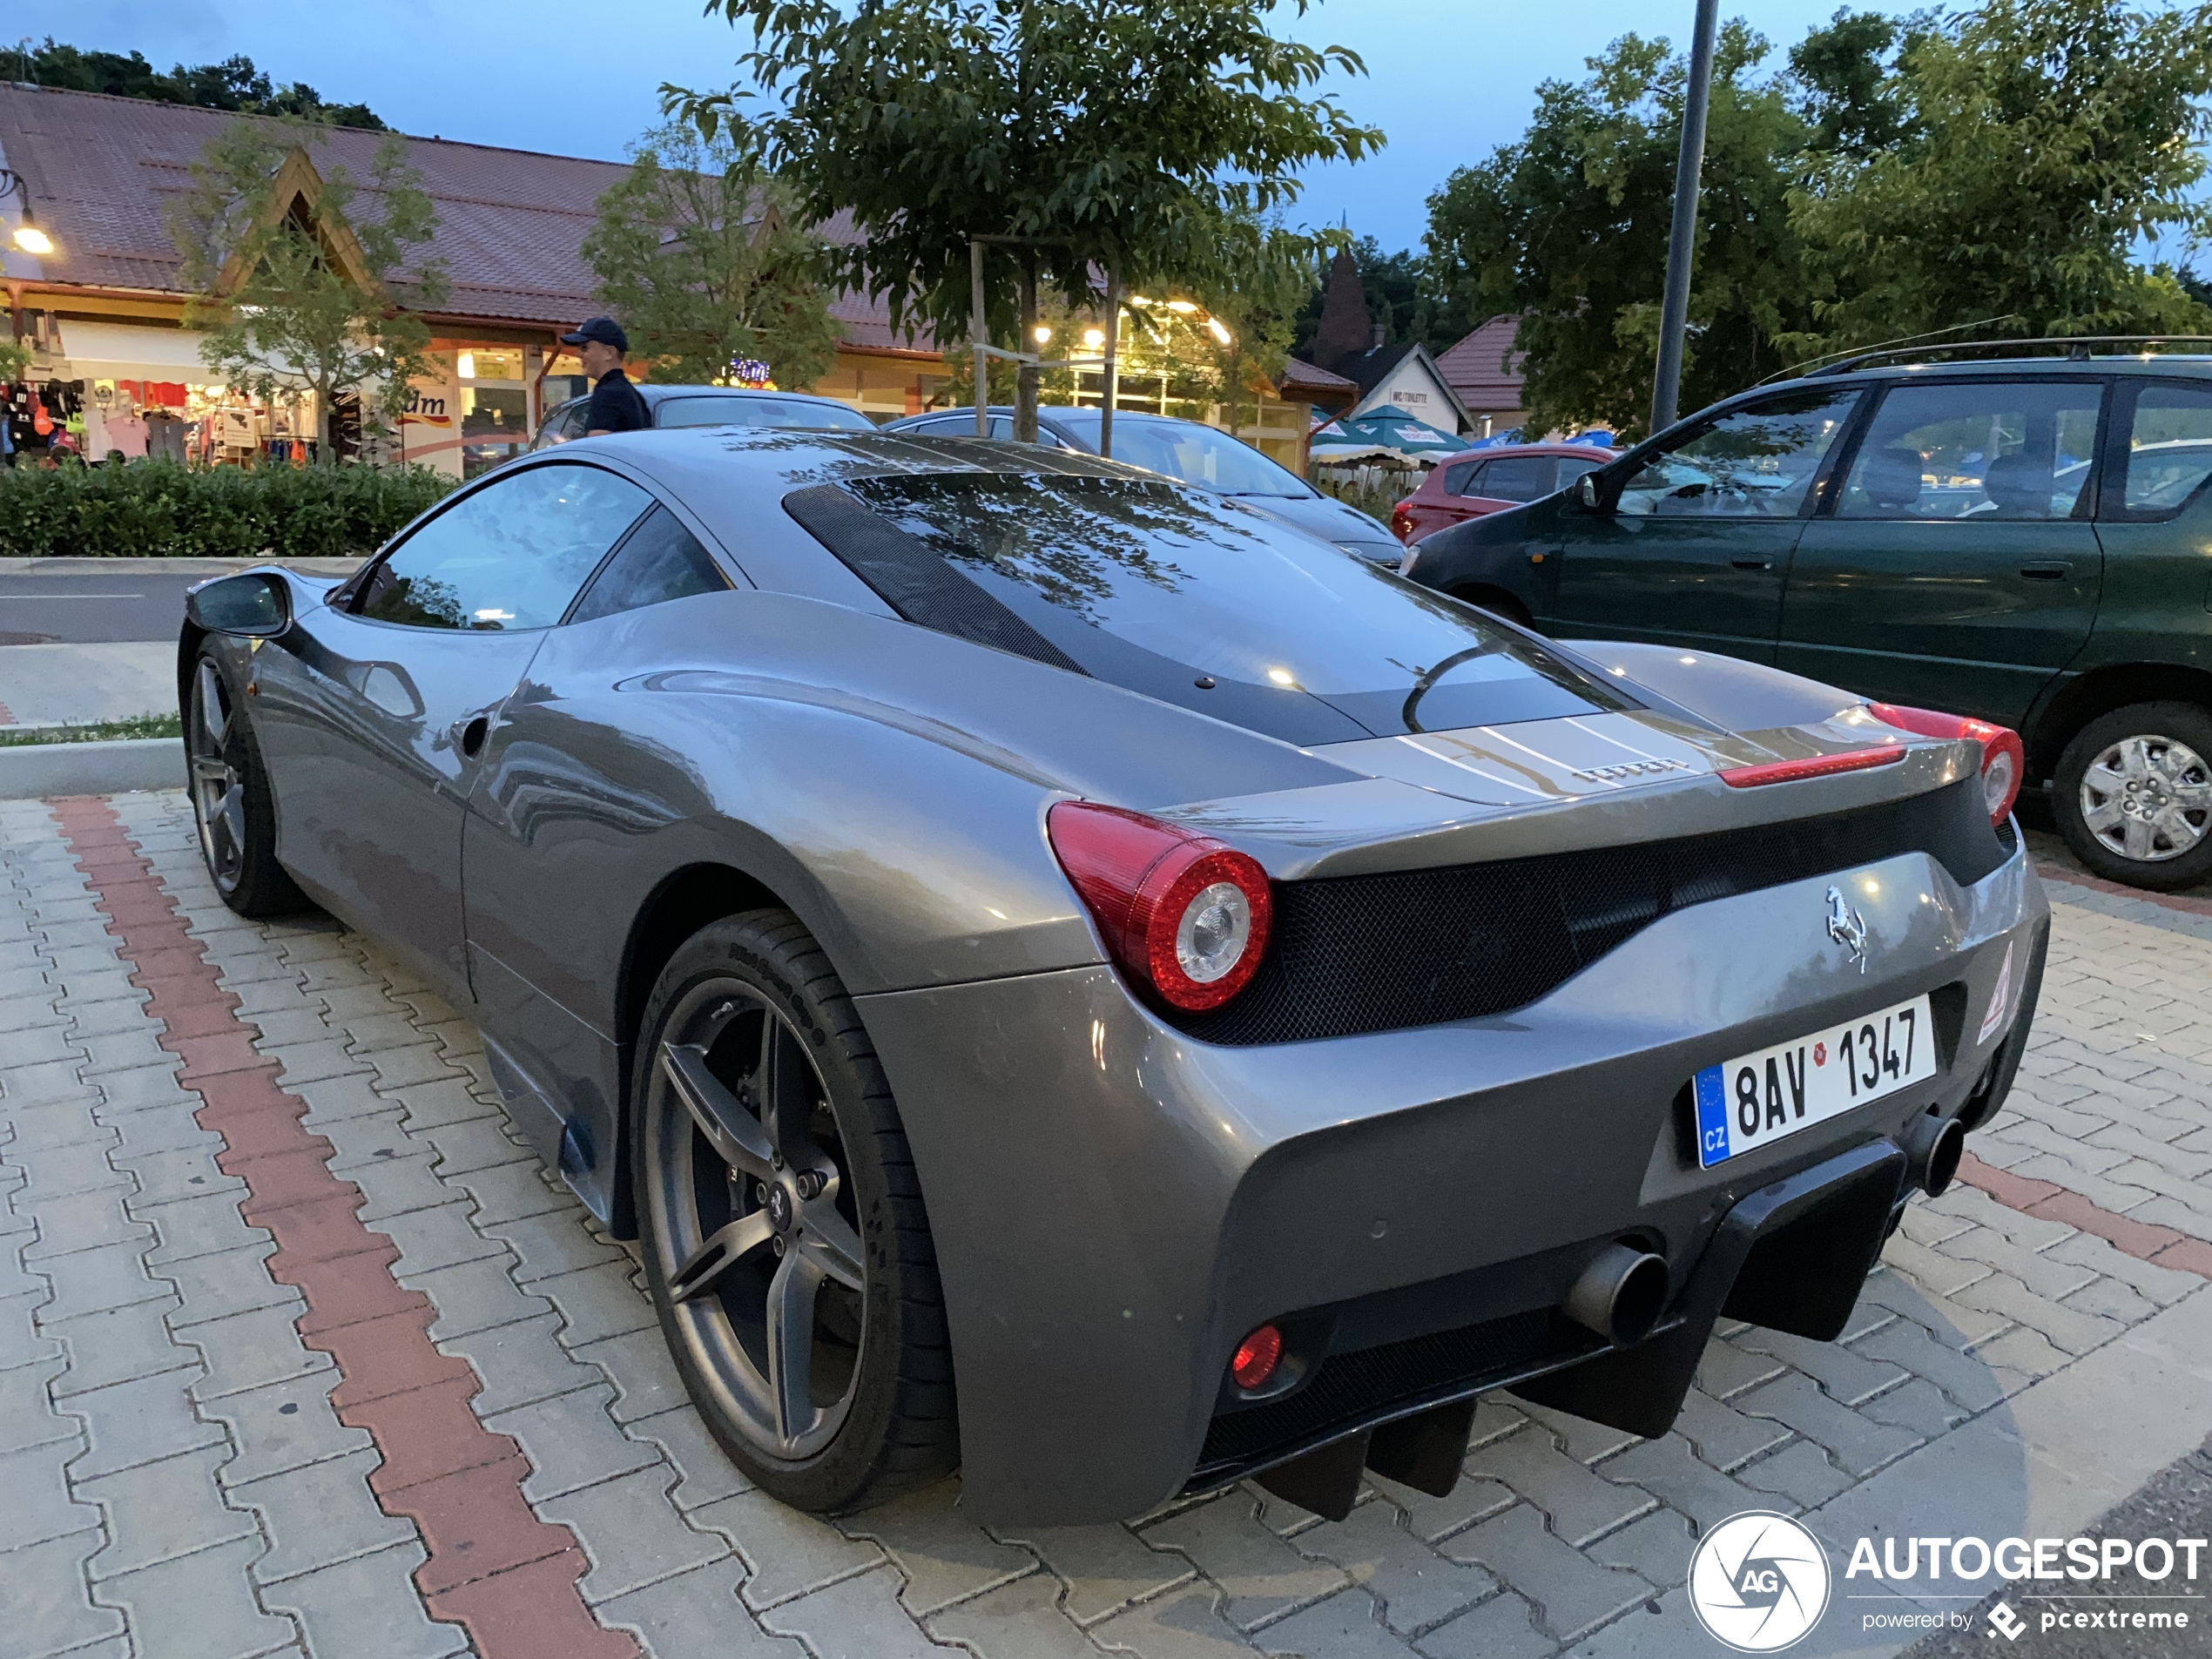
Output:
top-left (1693, 995), bottom-right (1936, 1170)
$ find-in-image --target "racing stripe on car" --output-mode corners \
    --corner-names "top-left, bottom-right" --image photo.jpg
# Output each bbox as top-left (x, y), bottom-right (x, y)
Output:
top-left (1955, 1150), bottom-right (2212, 1278)
top-left (48, 796), bottom-right (641, 1659)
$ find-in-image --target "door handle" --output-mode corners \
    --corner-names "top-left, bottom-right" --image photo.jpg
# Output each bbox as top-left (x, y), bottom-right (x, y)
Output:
top-left (2020, 561), bottom-right (2072, 580)
top-left (1730, 556), bottom-right (1773, 571)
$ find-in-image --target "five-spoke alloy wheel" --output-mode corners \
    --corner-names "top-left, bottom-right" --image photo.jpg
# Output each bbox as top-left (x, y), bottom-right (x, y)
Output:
top-left (186, 647), bottom-right (305, 917)
top-left (632, 911), bottom-right (956, 1512)
top-left (2057, 701), bottom-right (2212, 890)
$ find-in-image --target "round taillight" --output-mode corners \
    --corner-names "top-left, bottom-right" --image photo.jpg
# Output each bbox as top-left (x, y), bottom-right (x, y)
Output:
top-left (1980, 742), bottom-right (2020, 821)
top-left (1866, 702), bottom-right (2025, 827)
top-left (1231, 1324), bottom-right (1283, 1391)
top-left (1048, 802), bottom-right (1273, 1012)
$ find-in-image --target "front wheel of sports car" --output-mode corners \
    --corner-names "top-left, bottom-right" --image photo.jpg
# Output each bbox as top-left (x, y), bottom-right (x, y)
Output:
top-left (631, 910), bottom-right (957, 1513)
top-left (187, 648), bottom-right (307, 918)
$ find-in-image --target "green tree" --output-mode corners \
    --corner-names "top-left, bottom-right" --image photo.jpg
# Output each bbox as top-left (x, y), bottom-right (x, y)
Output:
top-left (1424, 23), bottom-right (1810, 440)
top-left (583, 120), bottom-right (842, 391)
top-left (12, 37), bottom-right (383, 129)
top-left (171, 121), bottom-right (447, 459)
top-left (1288, 234), bottom-right (1466, 361)
top-left (1788, 0), bottom-right (2212, 354)
top-left (670, 0), bottom-right (1379, 440)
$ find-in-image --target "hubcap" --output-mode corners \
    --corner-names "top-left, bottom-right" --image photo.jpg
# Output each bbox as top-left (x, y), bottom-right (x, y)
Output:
top-left (189, 660), bottom-right (247, 894)
top-left (644, 985), bottom-right (866, 1461)
top-left (2080, 733), bottom-right (2212, 864)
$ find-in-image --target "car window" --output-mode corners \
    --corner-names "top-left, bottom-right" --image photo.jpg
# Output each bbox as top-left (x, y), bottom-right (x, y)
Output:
top-left (1441, 461), bottom-right (1482, 497)
top-left (1838, 381), bottom-right (2101, 521)
top-left (1049, 410), bottom-right (1312, 496)
top-left (533, 401), bottom-right (581, 449)
top-left (2121, 384), bottom-right (2212, 517)
top-left (355, 464), bottom-right (653, 631)
top-left (1618, 389), bottom-right (1861, 518)
top-left (905, 415), bottom-right (972, 436)
top-left (833, 473), bottom-right (1642, 743)
top-left (1558, 455), bottom-right (1607, 488)
top-left (656, 395), bottom-right (875, 432)
top-left (1479, 456), bottom-right (1555, 502)
top-left (566, 505), bottom-right (730, 624)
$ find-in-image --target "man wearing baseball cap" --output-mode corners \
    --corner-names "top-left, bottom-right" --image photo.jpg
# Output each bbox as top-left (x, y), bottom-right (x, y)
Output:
top-left (563, 316), bottom-right (650, 435)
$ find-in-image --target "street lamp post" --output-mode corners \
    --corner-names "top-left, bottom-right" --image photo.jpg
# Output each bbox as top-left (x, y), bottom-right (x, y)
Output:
top-left (1649, 0), bottom-right (1720, 438)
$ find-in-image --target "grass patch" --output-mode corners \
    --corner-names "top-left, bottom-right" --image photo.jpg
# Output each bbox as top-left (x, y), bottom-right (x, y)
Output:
top-left (0, 712), bottom-right (183, 747)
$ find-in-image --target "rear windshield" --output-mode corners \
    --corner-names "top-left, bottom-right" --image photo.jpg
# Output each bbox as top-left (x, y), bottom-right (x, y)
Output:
top-left (833, 474), bottom-right (1635, 744)
top-left (1049, 410), bottom-right (1312, 497)
top-left (658, 395), bottom-right (876, 432)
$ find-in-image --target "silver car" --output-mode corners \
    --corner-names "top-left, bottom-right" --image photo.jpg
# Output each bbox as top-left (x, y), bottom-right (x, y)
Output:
top-left (179, 429), bottom-right (2047, 1527)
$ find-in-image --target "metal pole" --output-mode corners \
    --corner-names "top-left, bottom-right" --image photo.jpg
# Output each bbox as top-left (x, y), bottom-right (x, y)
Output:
top-left (1100, 263), bottom-right (1120, 460)
top-left (971, 239), bottom-right (989, 436)
top-left (1649, 0), bottom-right (1719, 438)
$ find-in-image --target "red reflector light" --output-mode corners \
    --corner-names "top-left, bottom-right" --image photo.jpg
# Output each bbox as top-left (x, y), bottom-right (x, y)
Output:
top-left (1866, 702), bottom-right (2025, 826)
top-left (1231, 1324), bottom-right (1283, 1390)
top-left (1717, 748), bottom-right (1905, 789)
top-left (1390, 502), bottom-right (1416, 543)
top-left (1046, 802), bottom-right (1273, 1012)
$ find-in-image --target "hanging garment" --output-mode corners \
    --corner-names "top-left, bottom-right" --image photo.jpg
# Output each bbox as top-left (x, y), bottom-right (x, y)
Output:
top-left (105, 412), bottom-right (149, 460)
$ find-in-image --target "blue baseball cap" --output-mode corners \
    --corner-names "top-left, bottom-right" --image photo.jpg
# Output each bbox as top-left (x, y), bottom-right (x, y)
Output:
top-left (561, 316), bottom-right (629, 353)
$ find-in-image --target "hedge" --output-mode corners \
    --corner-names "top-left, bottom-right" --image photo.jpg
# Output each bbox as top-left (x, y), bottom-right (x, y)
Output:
top-left (0, 460), bottom-right (456, 559)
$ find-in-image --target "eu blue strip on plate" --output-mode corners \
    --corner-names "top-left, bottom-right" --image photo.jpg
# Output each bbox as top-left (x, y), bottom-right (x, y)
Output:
top-left (1694, 1064), bottom-right (1730, 1168)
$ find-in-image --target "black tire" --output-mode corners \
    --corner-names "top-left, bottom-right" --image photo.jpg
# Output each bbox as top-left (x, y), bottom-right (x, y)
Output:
top-left (2053, 700), bottom-right (2212, 890)
top-left (629, 909), bottom-right (957, 1513)
top-left (186, 646), bottom-right (307, 918)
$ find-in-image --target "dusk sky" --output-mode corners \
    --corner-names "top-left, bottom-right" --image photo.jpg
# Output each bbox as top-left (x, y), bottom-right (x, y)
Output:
top-left (47, 0), bottom-right (1873, 251)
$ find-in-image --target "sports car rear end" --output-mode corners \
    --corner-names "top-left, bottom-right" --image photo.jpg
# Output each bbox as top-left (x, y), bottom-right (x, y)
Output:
top-left (760, 459), bottom-right (2047, 1527)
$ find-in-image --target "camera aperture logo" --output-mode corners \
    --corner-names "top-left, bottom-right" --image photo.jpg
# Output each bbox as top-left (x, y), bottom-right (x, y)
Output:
top-left (1689, 1511), bottom-right (1832, 1651)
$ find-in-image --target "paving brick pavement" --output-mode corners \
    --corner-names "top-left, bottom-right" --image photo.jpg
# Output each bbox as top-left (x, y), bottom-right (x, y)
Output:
top-left (6, 792), bottom-right (2212, 1659)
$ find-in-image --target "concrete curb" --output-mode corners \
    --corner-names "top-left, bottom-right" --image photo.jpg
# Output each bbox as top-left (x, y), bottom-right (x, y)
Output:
top-left (0, 556), bottom-right (361, 577)
top-left (0, 738), bottom-right (185, 800)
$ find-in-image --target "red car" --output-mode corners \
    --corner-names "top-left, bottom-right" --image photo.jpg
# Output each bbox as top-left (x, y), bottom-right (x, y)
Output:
top-left (1390, 443), bottom-right (1612, 545)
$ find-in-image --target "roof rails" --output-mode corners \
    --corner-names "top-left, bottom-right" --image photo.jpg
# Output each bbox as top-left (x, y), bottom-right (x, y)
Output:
top-left (1798, 335), bottom-right (2212, 377)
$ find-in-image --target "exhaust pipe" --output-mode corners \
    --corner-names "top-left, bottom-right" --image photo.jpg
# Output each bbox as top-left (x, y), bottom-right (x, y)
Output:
top-left (1563, 1243), bottom-right (1669, 1347)
top-left (1901, 1113), bottom-right (1966, 1197)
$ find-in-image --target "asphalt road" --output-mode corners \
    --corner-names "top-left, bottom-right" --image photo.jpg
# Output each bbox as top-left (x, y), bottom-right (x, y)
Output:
top-left (1905, 1433), bottom-right (2212, 1656)
top-left (0, 570), bottom-right (204, 644)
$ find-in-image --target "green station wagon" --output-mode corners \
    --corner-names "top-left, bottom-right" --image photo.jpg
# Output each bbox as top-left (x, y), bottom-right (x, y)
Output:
top-left (1403, 341), bottom-right (2212, 890)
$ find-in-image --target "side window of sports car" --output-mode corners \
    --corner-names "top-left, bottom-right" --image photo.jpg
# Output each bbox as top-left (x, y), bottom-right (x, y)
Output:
top-left (354, 464), bottom-right (652, 631)
top-left (565, 505), bottom-right (731, 624)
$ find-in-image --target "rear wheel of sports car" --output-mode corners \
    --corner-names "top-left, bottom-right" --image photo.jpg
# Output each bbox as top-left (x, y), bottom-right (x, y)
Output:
top-left (187, 648), bottom-right (307, 918)
top-left (2054, 701), bottom-right (2212, 890)
top-left (631, 910), bottom-right (957, 1513)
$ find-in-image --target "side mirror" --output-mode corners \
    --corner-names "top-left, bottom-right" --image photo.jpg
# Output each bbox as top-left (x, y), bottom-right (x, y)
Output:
top-left (1574, 473), bottom-right (1604, 511)
top-left (185, 571), bottom-right (291, 637)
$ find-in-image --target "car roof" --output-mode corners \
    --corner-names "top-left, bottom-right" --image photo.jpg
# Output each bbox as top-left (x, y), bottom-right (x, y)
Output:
top-left (1823, 356), bottom-right (2212, 381)
top-left (547, 385), bottom-right (860, 412)
top-left (1433, 442), bottom-right (1613, 464)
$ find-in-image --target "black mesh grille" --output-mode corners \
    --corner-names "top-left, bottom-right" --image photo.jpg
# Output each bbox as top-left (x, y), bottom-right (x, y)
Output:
top-left (1181, 774), bottom-right (2007, 1046)
top-left (1195, 1309), bottom-right (1572, 1474)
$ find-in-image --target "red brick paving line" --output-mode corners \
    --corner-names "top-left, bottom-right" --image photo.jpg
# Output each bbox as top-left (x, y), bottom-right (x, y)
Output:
top-left (49, 797), bottom-right (640, 1659)
top-left (1956, 1150), bottom-right (2212, 1278)
top-left (2031, 856), bottom-right (2212, 920)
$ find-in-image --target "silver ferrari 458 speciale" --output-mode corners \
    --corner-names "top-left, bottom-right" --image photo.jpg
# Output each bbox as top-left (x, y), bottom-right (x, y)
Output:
top-left (179, 428), bottom-right (2046, 1526)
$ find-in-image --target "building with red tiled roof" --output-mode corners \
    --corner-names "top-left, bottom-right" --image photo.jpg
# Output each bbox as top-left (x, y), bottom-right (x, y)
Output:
top-left (0, 82), bottom-right (948, 473)
top-left (1436, 315), bottom-right (1528, 440)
